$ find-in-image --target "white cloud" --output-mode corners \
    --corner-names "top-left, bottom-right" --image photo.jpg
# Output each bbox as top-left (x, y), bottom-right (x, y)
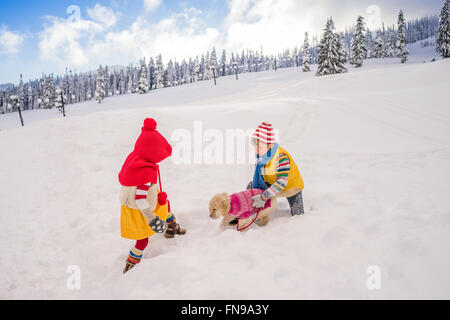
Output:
top-left (90, 10), bottom-right (220, 65)
top-left (0, 27), bottom-right (24, 54)
top-left (38, 5), bottom-right (219, 71)
top-left (38, 15), bottom-right (104, 67)
top-left (87, 4), bottom-right (118, 28)
top-left (144, 0), bottom-right (162, 12)
top-left (38, 4), bottom-right (119, 68)
top-left (222, 0), bottom-right (388, 54)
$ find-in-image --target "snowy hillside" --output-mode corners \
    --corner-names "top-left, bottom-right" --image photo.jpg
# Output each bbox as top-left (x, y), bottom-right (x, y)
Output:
top-left (1, 43), bottom-right (449, 299)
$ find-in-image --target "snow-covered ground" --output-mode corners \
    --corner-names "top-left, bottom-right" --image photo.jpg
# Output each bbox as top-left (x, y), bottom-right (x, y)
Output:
top-left (1, 42), bottom-right (449, 299)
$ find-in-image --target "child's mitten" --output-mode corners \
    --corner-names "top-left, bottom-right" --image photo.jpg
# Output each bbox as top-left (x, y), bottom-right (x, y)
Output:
top-left (141, 208), bottom-right (168, 233)
top-left (251, 194), bottom-right (267, 208)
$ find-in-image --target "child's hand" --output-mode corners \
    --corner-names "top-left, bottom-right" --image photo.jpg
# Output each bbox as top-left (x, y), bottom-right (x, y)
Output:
top-left (141, 208), bottom-right (168, 233)
top-left (149, 216), bottom-right (167, 233)
top-left (251, 194), bottom-right (267, 208)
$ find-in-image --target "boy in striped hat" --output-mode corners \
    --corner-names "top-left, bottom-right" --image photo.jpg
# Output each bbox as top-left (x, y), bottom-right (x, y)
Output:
top-left (247, 122), bottom-right (304, 216)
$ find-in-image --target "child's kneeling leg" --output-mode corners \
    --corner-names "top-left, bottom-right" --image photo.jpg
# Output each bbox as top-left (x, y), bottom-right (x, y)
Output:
top-left (287, 191), bottom-right (304, 216)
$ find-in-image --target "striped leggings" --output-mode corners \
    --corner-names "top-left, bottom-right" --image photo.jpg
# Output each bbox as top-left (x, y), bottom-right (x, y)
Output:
top-left (127, 212), bottom-right (175, 264)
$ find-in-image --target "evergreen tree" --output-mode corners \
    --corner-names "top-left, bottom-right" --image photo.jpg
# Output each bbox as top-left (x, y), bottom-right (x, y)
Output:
top-left (397, 10), bottom-right (409, 63)
top-left (437, 0), bottom-right (450, 58)
top-left (18, 74), bottom-right (25, 110)
top-left (95, 65), bottom-right (106, 103)
top-left (148, 58), bottom-right (155, 90)
top-left (204, 51), bottom-right (212, 80)
top-left (137, 58), bottom-right (149, 94)
top-left (336, 32), bottom-right (348, 70)
top-left (193, 56), bottom-right (200, 82)
top-left (54, 87), bottom-right (66, 113)
top-left (220, 49), bottom-right (227, 76)
top-left (316, 18), bottom-right (347, 76)
top-left (104, 66), bottom-right (110, 96)
top-left (210, 47), bottom-right (218, 80)
top-left (302, 32), bottom-right (311, 72)
top-left (42, 74), bottom-right (55, 109)
top-left (273, 55), bottom-right (281, 71)
top-left (350, 16), bottom-right (367, 67)
top-left (165, 59), bottom-right (175, 87)
top-left (365, 30), bottom-right (374, 59)
top-left (155, 54), bottom-right (164, 89)
top-left (374, 31), bottom-right (384, 58)
top-left (384, 30), bottom-right (395, 57)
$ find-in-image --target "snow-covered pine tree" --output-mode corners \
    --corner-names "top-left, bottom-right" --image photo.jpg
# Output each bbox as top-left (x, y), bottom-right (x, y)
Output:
top-left (18, 74), bottom-right (25, 110)
top-left (42, 74), bottom-right (55, 109)
top-left (384, 30), bottom-right (395, 57)
top-left (138, 58), bottom-right (149, 94)
top-left (54, 87), bottom-right (67, 114)
top-left (397, 10), bottom-right (409, 63)
top-left (365, 30), bottom-right (374, 59)
top-left (374, 31), bottom-right (384, 58)
top-left (104, 66), bottom-right (110, 96)
top-left (336, 32), bottom-right (348, 71)
top-left (95, 65), bottom-right (106, 103)
top-left (86, 73), bottom-right (93, 99)
top-left (148, 58), bottom-right (155, 90)
top-left (204, 51), bottom-right (212, 80)
top-left (302, 32), bottom-right (311, 72)
top-left (220, 49), bottom-right (227, 76)
top-left (316, 18), bottom-right (347, 76)
top-left (165, 59), bottom-right (175, 87)
top-left (187, 57), bottom-right (194, 83)
top-left (350, 16), bottom-right (367, 68)
top-left (113, 71), bottom-right (119, 95)
top-left (210, 47), bottom-right (218, 81)
top-left (230, 53), bottom-right (238, 79)
top-left (436, 0), bottom-right (450, 58)
top-left (27, 85), bottom-right (33, 110)
top-left (273, 55), bottom-right (281, 71)
top-left (258, 48), bottom-right (265, 71)
top-left (193, 56), bottom-right (200, 82)
top-left (155, 54), bottom-right (164, 89)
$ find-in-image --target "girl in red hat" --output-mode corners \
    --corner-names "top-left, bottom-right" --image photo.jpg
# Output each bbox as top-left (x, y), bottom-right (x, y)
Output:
top-left (118, 118), bottom-right (186, 273)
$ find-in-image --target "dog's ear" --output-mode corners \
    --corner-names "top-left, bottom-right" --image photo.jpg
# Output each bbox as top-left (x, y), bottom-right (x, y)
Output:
top-left (209, 196), bottom-right (216, 214)
top-left (220, 193), bottom-right (230, 215)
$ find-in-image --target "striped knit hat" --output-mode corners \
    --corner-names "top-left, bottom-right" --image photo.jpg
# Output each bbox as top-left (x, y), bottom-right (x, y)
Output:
top-left (252, 122), bottom-right (276, 144)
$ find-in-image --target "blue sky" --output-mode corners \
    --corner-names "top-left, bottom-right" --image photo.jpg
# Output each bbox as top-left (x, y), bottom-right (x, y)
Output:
top-left (0, 0), bottom-right (443, 84)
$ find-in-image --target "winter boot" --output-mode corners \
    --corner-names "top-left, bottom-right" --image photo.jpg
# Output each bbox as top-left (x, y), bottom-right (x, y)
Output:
top-left (123, 260), bottom-right (136, 274)
top-left (164, 219), bottom-right (186, 238)
top-left (123, 247), bottom-right (144, 274)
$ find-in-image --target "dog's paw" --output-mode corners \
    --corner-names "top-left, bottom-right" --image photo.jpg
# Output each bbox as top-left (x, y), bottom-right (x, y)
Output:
top-left (255, 215), bottom-right (270, 227)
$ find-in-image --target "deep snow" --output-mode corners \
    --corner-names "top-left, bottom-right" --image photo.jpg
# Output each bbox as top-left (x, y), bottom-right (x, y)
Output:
top-left (1, 42), bottom-right (449, 299)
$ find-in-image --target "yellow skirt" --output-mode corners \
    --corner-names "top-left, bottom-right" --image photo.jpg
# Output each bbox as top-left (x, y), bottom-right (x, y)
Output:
top-left (120, 201), bottom-right (169, 240)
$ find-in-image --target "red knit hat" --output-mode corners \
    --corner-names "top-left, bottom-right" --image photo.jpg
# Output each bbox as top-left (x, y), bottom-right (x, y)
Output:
top-left (118, 118), bottom-right (172, 186)
top-left (252, 122), bottom-right (275, 144)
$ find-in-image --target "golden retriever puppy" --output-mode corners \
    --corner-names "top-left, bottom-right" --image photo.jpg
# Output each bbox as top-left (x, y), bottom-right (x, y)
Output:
top-left (209, 191), bottom-right (275, 230)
